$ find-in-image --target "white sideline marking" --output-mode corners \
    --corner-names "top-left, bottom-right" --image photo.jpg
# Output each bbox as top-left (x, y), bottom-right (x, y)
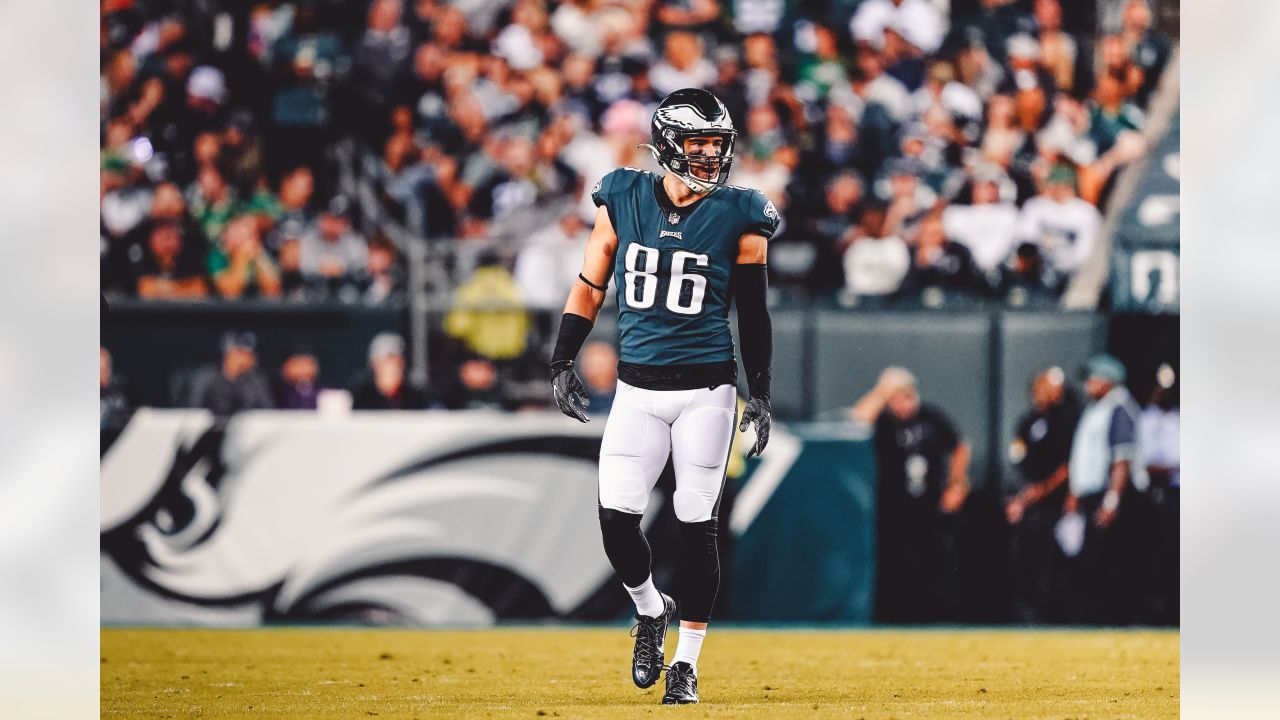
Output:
top-left (728, 430), bottom-right (801, 536)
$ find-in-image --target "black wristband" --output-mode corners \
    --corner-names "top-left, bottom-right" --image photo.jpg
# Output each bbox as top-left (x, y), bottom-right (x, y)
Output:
top-left (747, 371), bottom-right (772, 400)
top-left (551, 313), bottom-right (595, 369)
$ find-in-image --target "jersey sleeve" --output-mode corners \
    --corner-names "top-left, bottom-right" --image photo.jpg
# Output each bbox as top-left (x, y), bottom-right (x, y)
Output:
top-left (740, 189), bottom-right (781, 240)
top-left (589, 170), bottom-right (616, 209)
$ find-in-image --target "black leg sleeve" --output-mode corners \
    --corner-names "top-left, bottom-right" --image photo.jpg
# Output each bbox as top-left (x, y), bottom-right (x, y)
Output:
top-left (598, 506), bottom-right (653, 588)
top-left (677, 519), bottom-right (721, 623)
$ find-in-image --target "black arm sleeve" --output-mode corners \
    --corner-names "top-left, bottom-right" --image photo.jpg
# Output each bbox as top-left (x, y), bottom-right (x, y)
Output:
top-left (550, 313), bottom-right (595, 370)
top-left (732, 263), bottom-right (772, 399)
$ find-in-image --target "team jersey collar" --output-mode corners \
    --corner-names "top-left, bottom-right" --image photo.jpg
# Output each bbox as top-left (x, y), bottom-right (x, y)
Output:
top-left (654, 175), bottom-right (714, 218)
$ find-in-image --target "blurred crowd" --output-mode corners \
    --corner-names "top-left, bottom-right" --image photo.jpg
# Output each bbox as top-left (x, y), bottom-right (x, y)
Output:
top-left (101, 0), bottom-right (1174, 307)
top-left (854, 356), bottom-right (1178, 626)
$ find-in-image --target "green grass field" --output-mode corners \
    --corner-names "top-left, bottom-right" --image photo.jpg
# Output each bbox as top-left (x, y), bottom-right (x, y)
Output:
top-left (102, 627), bottom-right (1178, 719)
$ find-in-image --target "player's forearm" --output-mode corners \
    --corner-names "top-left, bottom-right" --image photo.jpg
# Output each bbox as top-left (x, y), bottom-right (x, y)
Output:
top-left (732, 263), bottom-right (772, 399)
top-left (561, 280), bottom-right (607, 323)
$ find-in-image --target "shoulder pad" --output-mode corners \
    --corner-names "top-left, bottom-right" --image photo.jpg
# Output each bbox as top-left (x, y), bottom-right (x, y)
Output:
top-left (591, 167), bottom-right (649, 208)
top-left (736, 187), bottom-right (780, 240)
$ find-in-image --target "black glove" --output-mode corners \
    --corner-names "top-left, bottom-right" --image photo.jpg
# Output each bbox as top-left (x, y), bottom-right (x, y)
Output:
top-left (551, 360), bottom-right (590, 422)
top-left (738, 395), bottom-right (771, 457)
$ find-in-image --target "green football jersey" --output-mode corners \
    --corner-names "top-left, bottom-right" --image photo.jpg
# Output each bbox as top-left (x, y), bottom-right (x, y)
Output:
top-left (591, 168), bottom-right (779, 368)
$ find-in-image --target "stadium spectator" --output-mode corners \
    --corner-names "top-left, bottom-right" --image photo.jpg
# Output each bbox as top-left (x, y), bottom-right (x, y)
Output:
top-left (1015, 164), bottom-right (1101, 289)
top-left (852, 366), bottom-right (970, 622)
top-left (943, 165), bottom-right (1019, 280)
top-left (264, 3), bottom-right (347, 176)
top-left (352, 332), bottom-right (434, 410)
top-left (880, 157), bottom-right (936, 239)
top-left (354, 0), bottom-right (414, 122)
top-left (444, 254), bottom-right (531, 361)
top-left (439, 356), bottom-right (508, 410)
top-left (275, 347), bottom-right (322, 410)
top-left (1063, 354), bottom-right (1148, 624)
top-left (134, 221), bottom-right (209, 299)
top-left (1120, 0), bottom-right (1172, 109)
top-left (579, 341), bottom-right (619, 416)
top-left (267, 167), bottom-right (317, 249)
top-left (1087, 71), bottom-right (1144, 157)
top-left (299, 196), bottom-right (369, 299)
top-left (221, 109), bottom-right (266, 197)
top-left (185, 331), bottom-right (275, 415)
top-left (842, 203), bottom-right (909, 298)
top-left (649, 31), bottom-right (716, 97)
top-left (514, 208), bottom-right (589, 312)
top-left (899, 213), bottom-right (986, 297)
top-left (189, 166), bottom-right (238, 247)
top-left (1139, 363), bottom-right (1179, 624)
top-left (1004, 366), bottom-right (1080, 622)
top-left (364, 235), bottom-right (405, 305)
top-left (1034, 0), bottom-right (1078, 94)
top-left (850, 0), bottom-right (947, 56)
top-left (210, 215), bottom-right (283, 300)
top-left (775, 169), bottom-right (863, 294)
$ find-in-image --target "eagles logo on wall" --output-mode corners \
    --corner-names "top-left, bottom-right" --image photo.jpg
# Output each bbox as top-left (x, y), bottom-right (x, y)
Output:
top-left (100, 410), bottom-right (701, 626)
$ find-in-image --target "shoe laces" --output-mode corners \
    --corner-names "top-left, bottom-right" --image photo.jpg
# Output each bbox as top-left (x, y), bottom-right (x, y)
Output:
top-left (665, 663), bottom-right (695, 692)
top-left (630, 612), bottom-right (667, 665)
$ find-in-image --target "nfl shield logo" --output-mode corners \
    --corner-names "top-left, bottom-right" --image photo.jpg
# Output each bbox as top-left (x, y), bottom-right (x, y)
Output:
top-left (668, 212), bottom-right (681, 225)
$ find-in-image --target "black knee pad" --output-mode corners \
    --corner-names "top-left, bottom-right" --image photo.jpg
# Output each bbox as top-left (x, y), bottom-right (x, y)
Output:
top-left (677, 519), bottom-right (720, 623)
top-left (599, 506), bottom-right (652, 588)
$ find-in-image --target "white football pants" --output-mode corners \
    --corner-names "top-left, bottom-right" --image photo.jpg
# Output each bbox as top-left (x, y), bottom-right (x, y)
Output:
top-left (598, 380), bottom-right (737, 523)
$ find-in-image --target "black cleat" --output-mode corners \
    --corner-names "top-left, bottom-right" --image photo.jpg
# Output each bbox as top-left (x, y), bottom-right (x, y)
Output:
top-left (630, 593), bottom-right (676, 688)
top-left (661, 661), bottom-right (698, 704)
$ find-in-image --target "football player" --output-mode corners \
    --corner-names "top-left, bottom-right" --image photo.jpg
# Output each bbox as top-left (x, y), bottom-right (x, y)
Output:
top-left (549, 88), bottom-right (778, 705)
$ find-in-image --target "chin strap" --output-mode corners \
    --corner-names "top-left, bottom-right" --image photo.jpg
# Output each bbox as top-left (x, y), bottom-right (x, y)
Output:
top-left (637, 144), bottom-right (718, 194)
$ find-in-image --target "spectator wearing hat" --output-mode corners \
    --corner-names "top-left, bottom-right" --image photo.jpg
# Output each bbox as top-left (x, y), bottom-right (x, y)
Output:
top-left (1015, 164), bottom-right (1101, 289)
top-left (1004, 366), bottom-right (1080, 622)
top-left (299, 195), bottom-right (370, 299)
top-left (185, 331), bottom-right (275, 415)
top-left (853, 366), bottom-right (971, 622)
top-left (352, 333), bottom-right (434, 410)
top-left (210, 215), bottom-right (283, 299)
top-left (943, 164), bottom-right (1019, 279)
top-left (1063, 353), bottom-right (1148, 623)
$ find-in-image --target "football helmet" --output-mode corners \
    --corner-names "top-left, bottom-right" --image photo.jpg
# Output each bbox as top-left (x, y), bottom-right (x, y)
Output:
top-left (641, 88), bottom-right (737, 194)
